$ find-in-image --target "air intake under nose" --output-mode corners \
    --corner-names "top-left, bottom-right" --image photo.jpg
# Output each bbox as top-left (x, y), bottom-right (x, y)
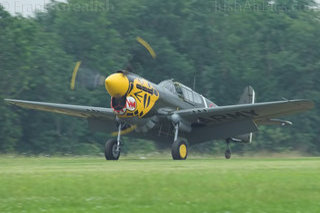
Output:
top-left (111, 96), bottom-right (127, 111)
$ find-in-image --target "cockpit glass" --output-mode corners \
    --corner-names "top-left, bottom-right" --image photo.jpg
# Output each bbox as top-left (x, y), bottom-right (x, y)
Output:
top-left (159, 80), bottom-right (176, 93)
top-left (159, 80), bottom-right (204, 105)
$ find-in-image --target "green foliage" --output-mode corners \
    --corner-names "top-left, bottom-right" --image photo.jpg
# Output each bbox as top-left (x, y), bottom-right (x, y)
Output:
top-left (122, 138), bottom-right (157, 154)
top-left (0, 0), bottom-right (319, 155)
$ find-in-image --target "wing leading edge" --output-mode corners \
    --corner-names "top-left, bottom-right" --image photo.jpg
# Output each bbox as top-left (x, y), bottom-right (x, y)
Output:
top-left (5, 99), bottom-right (115, 120)
top-left (174, 99), bottom-right (314, 125)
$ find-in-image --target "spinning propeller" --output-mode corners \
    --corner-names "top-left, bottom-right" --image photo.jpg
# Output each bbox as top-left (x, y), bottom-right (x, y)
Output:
top-left (70, 37), bottom-right (156, 91)
top-left (69, 37), bottom-right (157, 136)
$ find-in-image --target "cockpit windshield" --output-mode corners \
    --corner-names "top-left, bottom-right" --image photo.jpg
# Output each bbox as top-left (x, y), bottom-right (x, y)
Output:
top-left (159, 80), bottom-right (204, 105)
top-left (158, 80), bottom-right (176, 94)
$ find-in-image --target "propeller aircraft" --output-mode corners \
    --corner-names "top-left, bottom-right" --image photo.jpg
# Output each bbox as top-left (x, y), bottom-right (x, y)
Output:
top-left (4, 38), bottom-right (314, 160)
top-left (5, 70), bottom-right (314, 160)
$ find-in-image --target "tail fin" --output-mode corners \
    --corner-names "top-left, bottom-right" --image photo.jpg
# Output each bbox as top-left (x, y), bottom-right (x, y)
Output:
top-left (238, 86), bottom-right (255, 105)
top-left (234, 86), bottom-right (255, 143)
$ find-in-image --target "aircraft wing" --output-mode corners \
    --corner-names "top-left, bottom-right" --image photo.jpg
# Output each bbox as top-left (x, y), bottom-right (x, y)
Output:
top-left (174, 99), bottom-right (314, 125)
top-left (4, 99), bottom-right (115, 120)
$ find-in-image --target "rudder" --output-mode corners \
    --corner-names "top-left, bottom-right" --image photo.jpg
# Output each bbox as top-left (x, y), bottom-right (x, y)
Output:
top-left (234, 86), bottom-right (256, 143)
top-left (238, 86), bottom-right (255, 105)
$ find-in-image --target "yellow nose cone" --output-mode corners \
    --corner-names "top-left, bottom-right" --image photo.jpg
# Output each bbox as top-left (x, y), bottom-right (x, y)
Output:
top-left (105, 73), bottom-right (129, 97)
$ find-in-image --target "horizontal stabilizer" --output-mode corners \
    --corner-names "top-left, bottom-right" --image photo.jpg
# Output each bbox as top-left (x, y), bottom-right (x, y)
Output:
top-left (232, 133), bottom-right (253, 143)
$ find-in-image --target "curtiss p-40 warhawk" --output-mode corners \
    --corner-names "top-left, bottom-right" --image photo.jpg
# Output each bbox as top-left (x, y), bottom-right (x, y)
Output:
top-left (5, 70), bottom-right (314, 160)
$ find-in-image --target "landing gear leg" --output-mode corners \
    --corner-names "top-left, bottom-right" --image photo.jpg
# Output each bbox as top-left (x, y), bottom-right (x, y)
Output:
top-left (171, 123), bottom-right (188, 160)
top-left (116, 123), bottom-right (122, 153)
top-left (225, 139), bottom-right (232, 159)
top-left (174, 122), bottom-right (179, 142)
top-left (104, 123), bottom-right (122, 160)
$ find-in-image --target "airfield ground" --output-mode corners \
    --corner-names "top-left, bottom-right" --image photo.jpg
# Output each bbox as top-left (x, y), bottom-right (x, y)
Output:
top-left (0, 156), bottom-right (319, 213)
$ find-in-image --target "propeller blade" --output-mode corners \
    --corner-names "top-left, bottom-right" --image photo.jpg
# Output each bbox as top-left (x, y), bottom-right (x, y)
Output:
top-left (70, 61), bottom-right (82, 90)
top-left (136, 37), bottom-right (157, 59)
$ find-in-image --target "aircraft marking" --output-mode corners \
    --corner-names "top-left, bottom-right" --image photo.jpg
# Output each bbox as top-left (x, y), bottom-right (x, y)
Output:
top-left (134, 91), bottom-right (143, 102)
top-left (128, 83), bottom-right (134, 94)
top-left (126, 96), bottom-right (137, 111)
top-left (136, 84), bottom-right (154, 95)
top-left (118, 78), bottom-right (159, 118)
top-left (147, 96), bottom-right (151, 107)
top-left (143, 94), bottom-right (147, 108)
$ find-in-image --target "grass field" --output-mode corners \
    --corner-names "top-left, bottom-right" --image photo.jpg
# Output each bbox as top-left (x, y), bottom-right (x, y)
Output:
top-left (0, 156), bottom-right (319, 213)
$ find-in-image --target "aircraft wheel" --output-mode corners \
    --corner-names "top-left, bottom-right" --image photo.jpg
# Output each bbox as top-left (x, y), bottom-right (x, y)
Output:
top-left (105, 138), bottom-right (120, 160)
top-left (225, 150), bottom-right (231, 159)
top-left (171, 139), bottom-right (188, 160)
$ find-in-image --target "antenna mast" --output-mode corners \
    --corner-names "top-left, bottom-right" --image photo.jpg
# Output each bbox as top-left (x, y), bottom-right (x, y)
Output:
top-left (193, 70), bottom-right (197, 91)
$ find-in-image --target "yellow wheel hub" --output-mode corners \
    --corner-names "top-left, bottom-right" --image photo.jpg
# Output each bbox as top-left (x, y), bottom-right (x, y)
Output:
top-left (179, 144), bottom-right (187, 159)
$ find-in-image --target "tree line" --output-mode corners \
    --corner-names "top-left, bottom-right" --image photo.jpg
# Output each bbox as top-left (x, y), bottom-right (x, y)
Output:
top-left (0, 0), bottom-right (319, 155)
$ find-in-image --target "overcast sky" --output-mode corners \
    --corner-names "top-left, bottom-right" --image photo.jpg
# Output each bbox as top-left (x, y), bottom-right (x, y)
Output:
top-left (1, 0), bottom-right (319, 17)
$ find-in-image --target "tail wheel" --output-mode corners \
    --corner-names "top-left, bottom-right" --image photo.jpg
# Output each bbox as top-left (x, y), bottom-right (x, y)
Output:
top-left (225, 150), bottom-right (231, 159)
top-left (171, 139), bottom-right (188, 160)
top-left (105, 138), bottom-right (120, 160)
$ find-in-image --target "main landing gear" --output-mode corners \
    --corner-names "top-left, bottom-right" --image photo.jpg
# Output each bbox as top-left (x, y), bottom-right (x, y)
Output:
top-left (171, 123), bottom-right (188, 160)
top-left (172, 138), bottom-right (188, 160)
top-left (105, 124), bottom-right (122, 160)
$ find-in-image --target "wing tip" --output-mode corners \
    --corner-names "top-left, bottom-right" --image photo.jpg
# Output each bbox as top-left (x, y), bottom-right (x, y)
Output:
top-left (4, 98), bottom-right (15, 104)
top-left (4, 99), bottom-right (25, 105)
top-left (296, 99), bottom-right (315, 110)
top-left (283, 99), bottom-right (314, 113)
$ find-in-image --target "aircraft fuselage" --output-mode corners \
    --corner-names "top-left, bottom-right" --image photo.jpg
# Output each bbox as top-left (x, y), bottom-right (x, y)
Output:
top-left (105, 71), bottom-right (215, 122)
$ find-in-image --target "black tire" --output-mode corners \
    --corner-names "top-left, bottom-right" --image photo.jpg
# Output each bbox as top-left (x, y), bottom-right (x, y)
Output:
top-left (225, 150), bottom-right (231, 159)
top-left (171, 139), bottom-right (188, 160)
top-left (105, 138), bottom-right (120, 160)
